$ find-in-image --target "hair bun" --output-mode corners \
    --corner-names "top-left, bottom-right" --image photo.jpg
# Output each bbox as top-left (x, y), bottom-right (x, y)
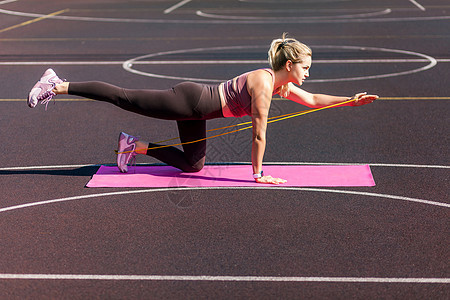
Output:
top-left (277, 41), bottom-right (287, 51)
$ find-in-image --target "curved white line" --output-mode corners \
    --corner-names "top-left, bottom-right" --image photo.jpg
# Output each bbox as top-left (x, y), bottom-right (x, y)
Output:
top-left (239, 0), bottom-right (351, 2)
top-left (123, 66), bottom-right (221, 83)
top-left (164, 0), bottom-right (192, 14)
top-left (122, 45), bottom-right (437, 83)
top-left (0, 187), bottom-right (448, 214)
top-left (0, 0), bottom-right (17, 5)
top-left (0, 273), bottom-right (448, 283)
top-left (0, 8), bottom-right (449, 24)
top-left (307, 45), bottom-right (437, 83)
top-left (123, 45), bottom-right (263, 83)
top-left (196, 9), bottom-right (391, 20)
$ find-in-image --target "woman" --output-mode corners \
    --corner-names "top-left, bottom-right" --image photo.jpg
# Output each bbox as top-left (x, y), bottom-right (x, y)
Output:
top-left (27, 33), bottom-right (378, 184)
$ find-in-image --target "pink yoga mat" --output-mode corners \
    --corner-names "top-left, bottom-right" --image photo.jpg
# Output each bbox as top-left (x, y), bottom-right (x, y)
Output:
top-left (86, 165), bottom-right (375, 188)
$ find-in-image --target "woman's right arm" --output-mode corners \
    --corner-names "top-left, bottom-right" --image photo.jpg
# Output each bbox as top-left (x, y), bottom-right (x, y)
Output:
top-left (285, 83), bottom-right (378, 108)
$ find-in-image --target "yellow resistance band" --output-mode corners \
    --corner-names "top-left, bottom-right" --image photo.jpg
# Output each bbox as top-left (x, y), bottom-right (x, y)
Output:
top-left (116, 98), bottom-right (356, 154)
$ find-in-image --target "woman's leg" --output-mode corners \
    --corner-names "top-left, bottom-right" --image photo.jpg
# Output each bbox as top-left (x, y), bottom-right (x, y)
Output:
top-left (62, 81), bottom-right (204, 120)
top-left (54, 81), bottom-right (212, 172)
top-left (143, 120), bottom-right (206, 172)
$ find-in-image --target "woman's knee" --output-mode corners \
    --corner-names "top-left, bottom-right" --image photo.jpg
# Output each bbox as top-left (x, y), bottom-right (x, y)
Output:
top-left (183, 156), bottom-right (205, 173)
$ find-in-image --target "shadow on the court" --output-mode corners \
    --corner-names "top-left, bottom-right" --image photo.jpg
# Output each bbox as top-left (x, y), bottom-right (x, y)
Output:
top-left (0, 165), bottom-right (99, 177)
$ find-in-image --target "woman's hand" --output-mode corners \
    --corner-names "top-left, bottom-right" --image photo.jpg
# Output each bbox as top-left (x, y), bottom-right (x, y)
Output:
top-left (255, 175), bottom-right (287, 185)
top-left (352, 92), bottom-right (379, 106)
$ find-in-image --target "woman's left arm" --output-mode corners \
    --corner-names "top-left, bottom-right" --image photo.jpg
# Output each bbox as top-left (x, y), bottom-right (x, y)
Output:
top-left (285, 83), bottom-right (379, 108)
top-left (248, 71), bottom-right (287, 185)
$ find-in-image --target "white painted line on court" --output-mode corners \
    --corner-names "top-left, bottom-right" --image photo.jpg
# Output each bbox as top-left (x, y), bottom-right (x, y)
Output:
top-left (0, 186), bottom-right (448, 215)
top-left (164, 0), bottom-right (192, 14)
top-left (307, 45), bottom-right (437, 83)
top-left (1, 7), bottom-right (449, 24)
top-left (300, 188), bottom-right (450, 208)
top-left (0, 0), bottom-right (17, 5)
top-left (122, 45), bottom-right (437, 83)
top-left (0, 164), bottom-right (101, 171)
top-left (132, 58), bottom-right (448, 64)
top-left (379, 97), bottom-right (450, 100)
top-left (0, 61), bottom-right (126, 65)
top-left (227, 162), bottom-right (450, 169)
top-left (196, 9), bottom-right (391, 20)
top-left (239, 0), bottom-right (352, 3)
top-left (131, 58), bottom-right (447, 64)
top-left (204, 7), bottom-right (394, 14)
top-left (1, 162), bottom-right (449, 172)
top-left (0, 273), bottom-right (448, 283)
top-left (409, 0), bottom-right (426, 11)
top-left (362, 163), bottom-right (450, 168)
top-left (2, 58), bottom-right (448, 66)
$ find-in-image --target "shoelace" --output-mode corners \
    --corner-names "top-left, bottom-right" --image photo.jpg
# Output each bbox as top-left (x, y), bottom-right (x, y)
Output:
top-left (38, 77), bottom-right (66, 110)
top-left (37, 89), bottom-right (56, 110)
top-left (123, 135), bottom-right (139, 173)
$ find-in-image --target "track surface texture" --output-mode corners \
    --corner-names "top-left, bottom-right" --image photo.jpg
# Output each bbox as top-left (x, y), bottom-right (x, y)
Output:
top-left (0, 0), bottom-right (449, 299)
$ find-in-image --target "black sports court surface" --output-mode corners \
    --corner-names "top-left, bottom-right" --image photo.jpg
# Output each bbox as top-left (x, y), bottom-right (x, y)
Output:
top-left (0, 0), bottom-right (449, 298)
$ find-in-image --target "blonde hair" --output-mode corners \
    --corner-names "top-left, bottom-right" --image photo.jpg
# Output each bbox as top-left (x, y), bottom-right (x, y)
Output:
top-left (268, 33), bottom-right (312, 97)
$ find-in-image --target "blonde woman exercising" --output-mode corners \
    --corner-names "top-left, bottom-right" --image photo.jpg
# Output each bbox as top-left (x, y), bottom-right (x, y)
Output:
top-left (28, 33), bottom-right (378, 184)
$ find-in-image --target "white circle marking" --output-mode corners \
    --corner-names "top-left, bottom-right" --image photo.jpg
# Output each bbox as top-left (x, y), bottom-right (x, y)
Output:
top-left (122, 45), bottom-right (437, 83)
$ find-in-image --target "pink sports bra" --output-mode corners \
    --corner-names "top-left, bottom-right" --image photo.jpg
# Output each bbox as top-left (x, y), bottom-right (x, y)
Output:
top-left (219, 68), bottom-right (275, 117)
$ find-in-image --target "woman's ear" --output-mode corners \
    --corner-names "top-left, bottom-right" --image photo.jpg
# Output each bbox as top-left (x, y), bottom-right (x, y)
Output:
top-left (285, 60), bottom-right (293, 72)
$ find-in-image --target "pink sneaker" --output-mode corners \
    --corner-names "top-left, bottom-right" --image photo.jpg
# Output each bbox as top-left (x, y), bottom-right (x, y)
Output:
top-left (28, 68), bottom-right (64, 108)
top-left (117, 132), bottom-right (139, 173)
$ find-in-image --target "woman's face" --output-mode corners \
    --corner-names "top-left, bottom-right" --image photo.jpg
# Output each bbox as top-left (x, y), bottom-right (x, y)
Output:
top-left (290, 56), bottom-right (311, 86)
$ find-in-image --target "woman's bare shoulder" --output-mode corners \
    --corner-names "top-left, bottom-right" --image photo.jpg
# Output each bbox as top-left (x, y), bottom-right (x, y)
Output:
top-left (247, 69), bottom-right (273, 87)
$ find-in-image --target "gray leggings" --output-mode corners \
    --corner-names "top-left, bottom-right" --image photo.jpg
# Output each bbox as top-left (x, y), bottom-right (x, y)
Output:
top-left (68, 81), bottom-right (224, 172)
